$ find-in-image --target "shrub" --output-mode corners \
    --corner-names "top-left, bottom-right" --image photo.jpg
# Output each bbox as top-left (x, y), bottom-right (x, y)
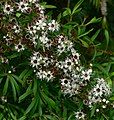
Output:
top-left (0, 0), bottom-right (114, 120)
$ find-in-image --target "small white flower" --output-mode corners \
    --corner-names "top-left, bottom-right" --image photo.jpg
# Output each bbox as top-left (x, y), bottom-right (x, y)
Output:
top-left (3, 34), bottom-right (13, 45)
top-left (36, 70), bottom-right (54, 81)
top-left (102, 105), bottom-right (106, 109)
top-left (31, 35), bottom-right (38, 46)
top-left (96, 109), bottom-right (99, 112)
top-left (35, 19), bottom-right (46, 30)
top-left (35, 4), bottom-right (44, 15)
top-left (61, 78), bottom-right (71, 88)
top-left (39, 36), bottom-right (48, 44)
top-left (17, 1), bottom-right (29, 13)
top-left (3, 3), bottom-right (14, 14)
top-left (48, 20), bottom-right (59, 32)
top-left (15, 43), bottom-right (25, 52)
top-left (8, 71), bottom-right (11, 74)
top-left (13, 25), bottom-right (21, 33)
top-left (45, 71), bottom-right (54, 81)
top-left (30, 56), bottom-right (39, 68)
top-left (29, 0), bottom-right (39, 3)
top-left (75, 111), bottom-right (86, 120)
top-left (106, 100), bottom-right (109, 104)
top-left (102, 98), bottom-right (106, 102)
top-left (1, 96), bottom-right (7, 103)
top-left (81, 69), bottom-right (92, 81)
top-left (64, 58), bottom-right (74, 70)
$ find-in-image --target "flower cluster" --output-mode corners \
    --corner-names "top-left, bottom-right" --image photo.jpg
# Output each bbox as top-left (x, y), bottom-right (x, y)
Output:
top-left (30, 31), bottom-right (93, 96)
top-left (0, 1), bottom-right (113, 119)
top-left (1, 0), bottom-right (59, 52)
top-left (87, 78), bottom-right (111, 106)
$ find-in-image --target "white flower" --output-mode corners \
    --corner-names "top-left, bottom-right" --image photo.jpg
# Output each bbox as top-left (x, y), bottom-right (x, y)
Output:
top-left (48, 20), bottom-right (59, 32)
top-left (28, 0), bottom-right (39, 3)
top-left (81, 69), bottom-right (92, 81)
top-left (96, 109), bottom-right (99, 112)
top-left (15, 43), bottom-right (25, 52)
top-left (1, 96), bottom-right (7, 103)
top-left (102, 98), bottom-right (106, 102)
top-left (102, 105), bottom-right (106, 109)
top-left (36, 70), bottom-right (54, 81)
top-left (3, 34), bottom-right (13, 45)
top-left (45, 71), bottom-right (54, 81)
top-left (31, 35), bottom-right (38, 46)
top-left (65, 58), bottom-right (74, 67)
top-left (39, 35), bottom-right (50, 45)
top-left (61, 78), bottom-right (71, 88)
top-left (75, 111), bottom-right (86, 120)
top-left (3, 3), bottom-right (13, 14)
top-left (30, 56), bottom-right (39, 68)
top-left (35, 19), bottom-right (46, 30)
top-left (17, 1), bottom-right (29, 13)
top-left (36, 70), bottom-right (46, 79)
top-left (27, 25), bottom-right (37, 34)
top-left (35, 4), bottom-right (44, 15)
top-left (8, 71), bottom-right (12, 74)
top-left (13, 25), bottom-right (21, 33)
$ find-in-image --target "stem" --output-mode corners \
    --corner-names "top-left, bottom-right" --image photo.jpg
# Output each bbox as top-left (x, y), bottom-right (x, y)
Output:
top-left (67, 0), bottom-right (70, 8)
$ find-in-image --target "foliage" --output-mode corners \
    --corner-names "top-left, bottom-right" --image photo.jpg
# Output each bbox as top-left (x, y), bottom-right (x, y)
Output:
top-left (0, 0), bottom-right (114, 120)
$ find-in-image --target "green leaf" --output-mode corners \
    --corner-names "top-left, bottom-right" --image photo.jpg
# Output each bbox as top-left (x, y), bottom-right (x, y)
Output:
top-left (57, 13), bottom-right (61, 22)
top-left (80, 39), bottom-right (89, 48)
top-left (11, 75), bottom-right (20, 92)
top-left (9, 76), bottom-right (17, 101)
top-left (110, 72), bottom-right (114, 77)
top-left (72, 8), bottom-right (82, 15)
top-left (19, 69), bottom-right (32, 85)
top-left (0, 78), bottom-right (3, 84)
top-left (77, 26), bottom-right (85, 36)
top-left (106, 77), bottom-right (112, 87)
top-left (91, 29), bottom-right (100, 42)
top-left (72, 0), bottom-right (84, 15)
top-left (16, 13), bottom-right (21, 18)
top-left (63, 8), bottom-right (71, 17)
top-left (86, 17), bottom-right (101, 26)
top-left (94, 64), bottom-right (109, 76)
top-left (19, 69), bottom-right (30, 80)
top-left (104, 29), bottom-right (109, 48)
top-left (41, 92), bottom-right (56, 109)
top-left (0, 113), bottom-right (3, 120)
top-left (110, 96), bottom-right (114, 100)
top-left (43, 5), bottom-right (57, 9)
top-left (12, 74), bottom-right (22, 84)
top-left (9, 110), bottom-right (17, 120)
top-left (63, 107), bottom-right (67, 119)
top-left (25, 98), bottom-right (36, 114)
top-left (19, 116), bottom-right (26, 120)
top-left (78, 28), bottom-right (93, 38)
top-left (68, 113), bottom-right (74, 120)
top-left (3, 77), bottom-right (9, 95)
top-left (19, 84), bottom-right (32, 103)
top-left (90, 105), bottom-right (96, 117)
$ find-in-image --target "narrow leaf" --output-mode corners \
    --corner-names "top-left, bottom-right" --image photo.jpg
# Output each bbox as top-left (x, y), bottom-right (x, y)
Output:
top-left (104, 29), bottom-right (109, 47)
top-left (91, 29), bottom-right (100, 42)
top-left (44, 5), bottom-right (56, 9)
top-left (78, 28), bottom-right (93, 38)
top-left (41, 92), bottom-right (56, 109)
top-left (63, 8), bottom-right (71, 17)
top-left (72, 0), bottom-right (84, 15)
top-left (25, 98), bottom-right (36, 114)
top-left (3, 77), bottom-right (9, 95)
